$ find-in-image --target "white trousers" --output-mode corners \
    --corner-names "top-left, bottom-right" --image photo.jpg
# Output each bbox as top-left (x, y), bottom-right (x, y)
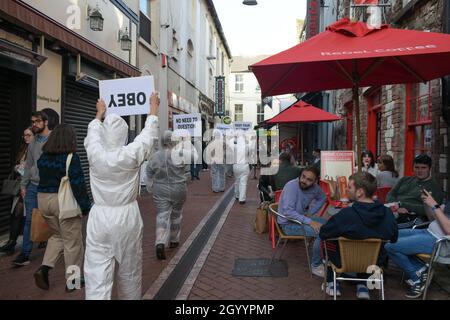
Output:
top-left (84, 201), bottom-right (143, 300)
top-left (233, 164), bottom-right (250, 202)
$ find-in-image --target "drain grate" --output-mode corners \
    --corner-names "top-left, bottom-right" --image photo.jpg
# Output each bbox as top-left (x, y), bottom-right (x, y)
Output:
top-left (231, 258), bottom-right (288, 277)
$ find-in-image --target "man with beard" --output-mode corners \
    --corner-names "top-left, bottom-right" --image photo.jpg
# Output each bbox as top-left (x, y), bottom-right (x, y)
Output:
top-left (278, 166), bottom-right (326, 277)
top-left (319, 172), bottom-right (398, 299)
top-left (13, 111), bottom-right (50, 266)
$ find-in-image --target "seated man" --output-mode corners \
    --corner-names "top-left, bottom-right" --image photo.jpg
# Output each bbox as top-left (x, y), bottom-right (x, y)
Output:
top-left (385, 190), bottom-right (450, 299)
top-left (386, 154), bottom-right (443, 226)
top-left (273, 152), bottom-right (302, 191)
top-left (278, 166), bottom-right (326, 277)
top-left (320, 172), bottom-right (398, 299)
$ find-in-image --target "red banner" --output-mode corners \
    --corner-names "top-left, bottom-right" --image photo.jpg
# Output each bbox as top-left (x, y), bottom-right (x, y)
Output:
top-left (354, 0), bottom-right (379, 4)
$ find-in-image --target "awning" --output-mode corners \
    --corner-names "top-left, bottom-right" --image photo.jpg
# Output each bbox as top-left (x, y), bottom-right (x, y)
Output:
top-left (0, 0), bottom-right (140, 77)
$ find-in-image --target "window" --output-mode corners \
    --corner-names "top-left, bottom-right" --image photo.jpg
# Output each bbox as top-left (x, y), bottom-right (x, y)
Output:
top-left (367, 88), bottom-right (382, 158)
top-left (187, 39), bottom-right (195, 82)
top-left (172, 35), bottom-right (179, 60)
top-left (257, 103), bottom-right (264, 124)
top-left (140, 0), bottom-right (151, 44)
top-left (235, 104), bottom-right (243, 121)
top-left (235, 74), bottom-right (243, 92)
top-left (405, 82), bottom-right (432, 175)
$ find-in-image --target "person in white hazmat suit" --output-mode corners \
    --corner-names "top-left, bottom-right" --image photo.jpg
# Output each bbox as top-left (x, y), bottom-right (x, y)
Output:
top-left (231, 130), bottom-right (257, 204)
top-left (146, 131), bottom-right (198, 260)
top-left (83, 92), bottom-right (160, 300)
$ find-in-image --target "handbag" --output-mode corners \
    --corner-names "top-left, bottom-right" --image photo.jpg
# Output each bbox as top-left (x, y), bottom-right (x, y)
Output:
top-left (58, 153), bottom-right (82, 220)
top-left (254, 201), bottom-right (270, 234)
top-left (1, 172), bottom-right (20, 196)
top-left (30, 208), bottom-right (52, 242)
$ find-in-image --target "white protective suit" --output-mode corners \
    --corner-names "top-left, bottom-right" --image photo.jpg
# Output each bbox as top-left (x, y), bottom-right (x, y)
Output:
top-left (231, 131), bottom-right (256, 202)
top-left (83, 114), bottom-right (158, 300)
top-left (146, 131), bottom-right (197, 247)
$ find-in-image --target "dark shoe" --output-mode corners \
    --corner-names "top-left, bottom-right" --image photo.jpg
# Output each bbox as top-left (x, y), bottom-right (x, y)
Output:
top-left (0, 240), bottom-right (16, 255)
top-left (38, 241), bottom-right (47, 249)
top-left (156, 244), bottom-right (166, 260)
top-left (239, 201), bottom-right (246, 205)
top-left (169, 242), bottom-right (179, 249)
top-left (34, 265), bottom-right (51, 290)
top-left (405, 279), bottom-right (425, 299)
top-left (12, 253), bottom-right (30, 266)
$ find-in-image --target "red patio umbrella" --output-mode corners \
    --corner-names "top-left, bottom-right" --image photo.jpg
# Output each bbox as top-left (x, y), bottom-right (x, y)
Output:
top-left (266, 100), bottom-right (341, 165)
top-left (250, 18), bottom-right (450, 170)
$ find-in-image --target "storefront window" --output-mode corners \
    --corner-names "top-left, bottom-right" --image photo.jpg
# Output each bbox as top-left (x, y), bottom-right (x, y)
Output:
top-left (367, 88), bottom-right (382, 158)
top-left (405, 82), bottom-right (432, 175)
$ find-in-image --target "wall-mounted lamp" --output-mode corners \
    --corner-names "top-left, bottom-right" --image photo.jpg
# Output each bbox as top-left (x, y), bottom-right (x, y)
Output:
top-left (87, 4), bottom-right (104, 31)
top-left (207, 56), bottom-right (216, 60)
top-left (243, 0), bottom-right (257, 5)
top-left (118, 27), bottom-right (132, 51)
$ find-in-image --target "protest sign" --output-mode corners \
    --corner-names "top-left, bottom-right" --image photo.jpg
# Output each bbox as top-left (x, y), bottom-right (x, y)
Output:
top-left (233, 121), bottom-right (252, 131)
top-left (99, 76), bottom-right (155, 116)
top-left (173, 113), bottom-right (202, 137)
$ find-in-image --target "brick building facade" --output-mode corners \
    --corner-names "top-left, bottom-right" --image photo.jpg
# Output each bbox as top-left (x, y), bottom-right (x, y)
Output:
top-left (333, 0), bottom-right (449, 194)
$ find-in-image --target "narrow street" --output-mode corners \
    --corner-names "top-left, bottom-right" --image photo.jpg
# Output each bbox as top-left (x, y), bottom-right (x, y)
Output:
top-left (1, 171), bottom-right (449, 300)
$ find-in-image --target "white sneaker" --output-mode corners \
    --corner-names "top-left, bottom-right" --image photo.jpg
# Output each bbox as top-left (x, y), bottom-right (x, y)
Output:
top-left (322, 282), bottom-right (342, 297)
top-left (356, 284), bottom-right (370, 300)
top-left (311, 264), bottom-right (324, 278)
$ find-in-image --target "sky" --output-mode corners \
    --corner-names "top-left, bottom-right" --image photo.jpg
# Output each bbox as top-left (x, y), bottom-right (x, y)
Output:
top-left (213, 0), bottom-right (307, 57)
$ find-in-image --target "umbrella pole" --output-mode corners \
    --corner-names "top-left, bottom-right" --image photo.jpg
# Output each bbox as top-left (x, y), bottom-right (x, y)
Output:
top-left (301, 124), bottom-right (304, 166)
top-left (353, 84), bottom-right (362, 173)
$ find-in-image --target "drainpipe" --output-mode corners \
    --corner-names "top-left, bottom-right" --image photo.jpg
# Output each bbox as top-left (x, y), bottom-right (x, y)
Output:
top-left (443, 0), bottom-right (450, 195)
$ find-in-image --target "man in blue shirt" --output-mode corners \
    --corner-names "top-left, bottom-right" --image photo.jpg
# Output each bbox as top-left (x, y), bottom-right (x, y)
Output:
top-left (278, 166), bottom-right (326, 277)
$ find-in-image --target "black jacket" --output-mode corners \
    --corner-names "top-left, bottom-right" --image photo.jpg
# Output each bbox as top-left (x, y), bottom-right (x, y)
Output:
top-left (320, 201), bottom-right (398, 267)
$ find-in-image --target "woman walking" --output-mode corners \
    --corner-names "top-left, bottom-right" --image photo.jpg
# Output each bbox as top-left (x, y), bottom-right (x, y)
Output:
top-left (0, 127), bottom-right (34, 255)
top-left (33, 124), bottom-right (91, 291)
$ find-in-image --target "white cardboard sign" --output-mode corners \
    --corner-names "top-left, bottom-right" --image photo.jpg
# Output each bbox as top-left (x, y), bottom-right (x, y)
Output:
top-left (215, 124), bottom-right (232, 132)
top-left (233, 121), bottom-right (253, 131)
top-left (99, 76), bottom-right (155, 116)
top-left (173, 113), bottom-right (202, 137)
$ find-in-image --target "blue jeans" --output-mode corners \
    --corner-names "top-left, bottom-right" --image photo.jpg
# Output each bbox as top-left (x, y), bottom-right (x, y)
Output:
top-left (22, 183), bottom-right (38, 256)
top-left (385, 229), bottom-right (436, 281)
top-left (281, 217), bottom-right (327, 267)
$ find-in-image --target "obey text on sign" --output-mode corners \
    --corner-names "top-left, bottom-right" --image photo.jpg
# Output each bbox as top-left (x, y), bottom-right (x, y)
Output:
top-left (173, 113), bottom-right (202, 137)
top-left (99, 76), bottom-right (155, 116)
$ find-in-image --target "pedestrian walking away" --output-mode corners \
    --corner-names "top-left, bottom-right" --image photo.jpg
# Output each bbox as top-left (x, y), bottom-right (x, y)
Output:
top-left (146, 130), bottom-right (197, 260)
top-left (83, 91), bottom-right (160, 300)
top-left (33, 124), bottom-right (91, 292)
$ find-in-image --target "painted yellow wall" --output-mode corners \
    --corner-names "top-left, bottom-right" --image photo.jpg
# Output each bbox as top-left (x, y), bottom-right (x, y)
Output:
top-left (36, 49), bottom-right (62, 116)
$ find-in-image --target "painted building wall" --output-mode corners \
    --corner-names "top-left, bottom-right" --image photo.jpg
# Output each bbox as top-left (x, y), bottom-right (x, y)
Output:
top-left (22, 0), bottom-right (138, 66)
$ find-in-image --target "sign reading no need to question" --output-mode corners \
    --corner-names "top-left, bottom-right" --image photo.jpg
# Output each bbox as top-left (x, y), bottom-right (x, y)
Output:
top-left (99, 76), bottom-right (155, 116)
top-left (173, 113), bottom-right (202, 137)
